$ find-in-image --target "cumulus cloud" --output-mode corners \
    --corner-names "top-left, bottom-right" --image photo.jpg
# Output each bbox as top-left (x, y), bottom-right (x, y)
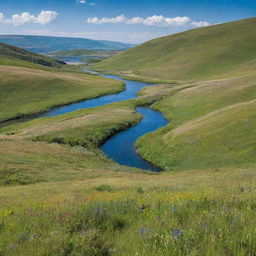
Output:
top-left (0, 13), bottom-right (4, 23)
top-left (87, 14), bottom-right (210, 28)
top-left (77, 0), bottom-right (96, 5)
top-left (190, 21), bottom-right (210, 27)
top-left (87, 14), bottom-right (126, 24)
top-left (0, 11), bottom-right (58, 26)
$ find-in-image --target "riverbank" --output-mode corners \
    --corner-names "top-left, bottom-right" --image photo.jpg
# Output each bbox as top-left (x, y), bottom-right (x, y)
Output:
top-left (1, 68), bottom-right (171, 171)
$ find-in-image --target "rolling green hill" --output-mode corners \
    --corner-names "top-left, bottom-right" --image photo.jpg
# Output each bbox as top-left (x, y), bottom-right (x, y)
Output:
top-left (0, 42), bottom-right (64, 67)
top-left (0, 35), bottom-right (133, 53)
top-left (0, 43), bottom-right (124, 122)
top-left (94, 18), bottom-right (256, 81)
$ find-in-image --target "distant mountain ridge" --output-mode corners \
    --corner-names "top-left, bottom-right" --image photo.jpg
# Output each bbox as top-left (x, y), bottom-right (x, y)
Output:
top-left (0, 35), bottom-right (134, 53)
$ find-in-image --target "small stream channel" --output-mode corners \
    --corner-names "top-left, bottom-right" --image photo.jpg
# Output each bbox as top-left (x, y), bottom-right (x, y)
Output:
top-left (1, 62), bottom-right (168, 171)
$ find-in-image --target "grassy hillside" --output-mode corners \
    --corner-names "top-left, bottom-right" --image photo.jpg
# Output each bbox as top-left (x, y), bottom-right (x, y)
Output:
top-left (0, 35), bottom-right (133, 53)
top-left (136, 73), bottom-right (256, 170)
top-left (0, 42), bottom-right (64, 67)
top-left (0, 43), bottom-right (124, 122)
top-left (94, 18), bottom-right (256, 81)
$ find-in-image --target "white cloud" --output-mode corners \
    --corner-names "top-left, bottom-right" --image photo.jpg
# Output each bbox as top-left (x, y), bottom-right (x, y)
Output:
top-left (87, 14), bottom-right (210, 28)
top-left (77, 0), bottom-right (96, 5)
top-left (0, 11), bottom-right (58, 26)
top-left (35, 11), bottom-right (58, 25)
top-left (87, 15), bottom-right (126, 24)
top-left (190, 21), bottom-right (210, 27)
top-left (0, 13), bottom-right (4, 23)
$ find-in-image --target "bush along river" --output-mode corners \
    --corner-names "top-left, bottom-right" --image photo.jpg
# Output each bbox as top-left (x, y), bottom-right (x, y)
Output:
top-left (1, 64), bottom-right (168, 171)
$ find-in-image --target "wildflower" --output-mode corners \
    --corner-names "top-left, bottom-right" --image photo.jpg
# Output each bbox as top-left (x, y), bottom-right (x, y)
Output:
top-left (156, 216), bottom-right (164, 224)
top-left (18, 232), bottom-right (30, 241)
top-left (230, 219), bottom-right (236, 225)
top-left (221, 207), bottom-right (228, 212)
top-left (28, 234), bottom-right (39, 241)
top-left (172, 206), bottom-right (178, 213)
top-left (139, 227), bottom-right (149, 236)
top-left (173, 229), bottom-right (183, 239)
top-left (139, 204), bottom-right (148, 212)
top-left (200, 223), bottom-right (208, 232)
top-left (95, 206), bottom-right (105, 216)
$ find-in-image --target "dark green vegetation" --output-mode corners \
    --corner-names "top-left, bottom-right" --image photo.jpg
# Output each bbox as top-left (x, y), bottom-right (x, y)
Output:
top-left (0, 35), bottom-right (133, 53)
top-left (94, 18), bottom-right (256, 81)
top-left (0, 17), bottom-right (256, 255)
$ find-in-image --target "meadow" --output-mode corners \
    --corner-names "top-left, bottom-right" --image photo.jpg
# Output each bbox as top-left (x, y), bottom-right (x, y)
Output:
top-left (0, 164), bottom-right (256, 255)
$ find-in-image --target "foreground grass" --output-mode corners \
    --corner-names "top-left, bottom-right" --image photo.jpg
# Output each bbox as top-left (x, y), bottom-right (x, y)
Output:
top-left (0, 165), bottom-right (256, 255)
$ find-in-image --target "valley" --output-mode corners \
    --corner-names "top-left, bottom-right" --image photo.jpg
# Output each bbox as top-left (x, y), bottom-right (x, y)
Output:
top-left (0, 17), bottom-right (255, 256)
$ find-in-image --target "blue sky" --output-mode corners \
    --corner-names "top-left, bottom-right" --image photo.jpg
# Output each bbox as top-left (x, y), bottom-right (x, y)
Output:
top-left (0, 0), bottom-right (255, 43)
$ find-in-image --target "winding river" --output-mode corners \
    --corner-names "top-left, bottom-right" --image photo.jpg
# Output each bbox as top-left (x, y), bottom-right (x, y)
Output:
top-left (2, 65), bottom-right (168, 171)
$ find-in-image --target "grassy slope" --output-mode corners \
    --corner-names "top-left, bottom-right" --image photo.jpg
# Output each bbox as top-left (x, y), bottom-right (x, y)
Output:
top-left (0, 43), bottom-right (64, 67)
top-left (136, 73), bottom-right (256, 170)
top-left (0, 43), bottom-right (124, 122)
top-left (94, 18), bottom-right (256, 81)
top-left (0, 162), bottom-right (256, 255)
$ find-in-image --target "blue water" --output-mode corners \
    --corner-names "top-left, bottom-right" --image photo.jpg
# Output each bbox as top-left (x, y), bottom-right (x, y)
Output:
top-left (39, 75), bottom-right (151, 117)
top-left (56, 56), bottom-right (85, 64)
top-left (101, 107), bottom-right (168, 172)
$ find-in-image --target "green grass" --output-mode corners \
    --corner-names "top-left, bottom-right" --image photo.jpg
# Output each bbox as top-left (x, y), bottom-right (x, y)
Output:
top-left (0, 43), bottom-right (64, 68)
top-left (136, 74), bottom-right (256, 170)
top-left (0, 42), bottom-right (127, 123)
top-left (0, 65), bottom-right (124, 122)
top-left (94, 18), bottom-right (256, 81)
top-left (0, 165), bottom-right (256, 255)
top-left (0, 95), bottom-right (162, 186)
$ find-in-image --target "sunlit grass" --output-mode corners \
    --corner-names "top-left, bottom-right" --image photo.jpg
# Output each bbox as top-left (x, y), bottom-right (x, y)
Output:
top-left (0, 165), bottom-right (256, 255)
